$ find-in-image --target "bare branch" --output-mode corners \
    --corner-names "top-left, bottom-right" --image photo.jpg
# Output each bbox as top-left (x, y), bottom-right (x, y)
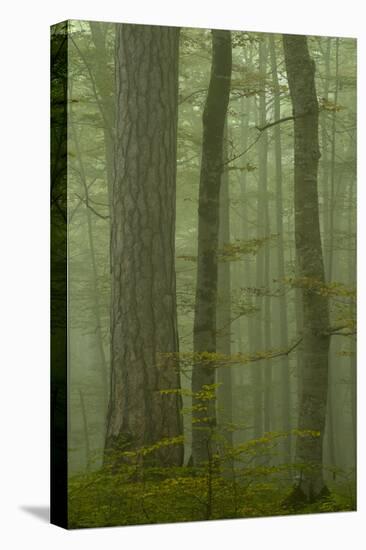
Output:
top-left (255, 115), bottom-right (294, 132)
top-left (75, 193), bottom-right (110, 220)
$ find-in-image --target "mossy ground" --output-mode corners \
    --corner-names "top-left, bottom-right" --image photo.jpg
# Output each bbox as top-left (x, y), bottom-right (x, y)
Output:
top-left (68, 465), bottom-right (355, 529)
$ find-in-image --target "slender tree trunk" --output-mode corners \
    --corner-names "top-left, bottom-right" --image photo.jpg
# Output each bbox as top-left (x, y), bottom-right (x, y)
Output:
top-left (327, 37), bottom-right (340, 281)
top-left (217, 122), bottom-right (234, 450)
top-left (89, 22), bottom-right (115, 207)
top-left (283, 34), bottom-right (330, 501)
top-left (318, 37), bottom-right (337, 476)
top-left (321, 38), bottom-right (331, 239)
top-left (252, 38), bottom-right (268, 440)
top-left (240, 93), bottom-right (256, 434)
top-left (259, 39), bottom-right (272, 435)
top-left (106, 25), bottom-right (183, 467)
top-left (69, 111), bottom-right (109, 414)
top-left (325, 38), bottom-right (340, 477)
top-left (269, 35), bottom-right (291, 462)
top-left (192, 30), bottom-right (232, 466)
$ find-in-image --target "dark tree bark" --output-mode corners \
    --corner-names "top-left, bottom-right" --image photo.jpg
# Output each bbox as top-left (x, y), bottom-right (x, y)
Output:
top-left (192, 29), bottom-right (232, 465)
top-left (105, 24), bottom-right (183, 467)
top-left (283, 34), bottom-right (330, 501)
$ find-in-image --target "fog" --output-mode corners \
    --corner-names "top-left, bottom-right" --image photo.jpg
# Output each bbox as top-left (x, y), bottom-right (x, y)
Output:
top-left (51, 20), bottom-right (356, 527)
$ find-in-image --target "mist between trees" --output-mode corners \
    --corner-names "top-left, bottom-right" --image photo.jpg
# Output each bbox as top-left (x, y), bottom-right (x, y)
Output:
top-left (51, 20), bottom-right (356, 527)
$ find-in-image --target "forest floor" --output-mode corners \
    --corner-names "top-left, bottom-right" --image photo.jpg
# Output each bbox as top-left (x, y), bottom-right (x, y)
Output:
top-left (68, 464), bottom-right (355, 529)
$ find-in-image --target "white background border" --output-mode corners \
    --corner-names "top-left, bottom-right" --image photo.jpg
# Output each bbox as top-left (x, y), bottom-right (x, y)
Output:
top-left (1, 1), bottom-right (364, 548)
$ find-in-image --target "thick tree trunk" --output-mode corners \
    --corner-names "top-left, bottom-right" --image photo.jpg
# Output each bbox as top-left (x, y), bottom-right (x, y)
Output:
top-left (283, 34), bottom-right (330, 501)
top-left (106, 25), bottom-right (183, 467)
top-left (192, 29), bottom-right (232, 466)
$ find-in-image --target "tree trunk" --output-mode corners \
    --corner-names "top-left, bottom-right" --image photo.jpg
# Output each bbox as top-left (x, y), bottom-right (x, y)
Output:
top-left (239, 92), bottom-right (256, 433)
top-left (283, 34), bottom-right (330, 501)
top-left (217, 122), bottom-right (234, 450)
top-left (192, 29), bottom-right (232, 466)
top-left (321, 38), bottom-right (331, 240)
top-left (269, 35), bottom-right (291, 463)
top-left (318, 37), bottom-right (337, 476)
top-left (88, 22), bottom-right (115, 208)
top-left (106, 24), bottom-right (183, 467)
top-left (259, 38), bottom-right (272, 435)
top-left (327, 37), bottom-right (340, 282)
top-left (251, 38), bottom-right (268, 441)
top-left (69, 114), bottom-right (109, 414)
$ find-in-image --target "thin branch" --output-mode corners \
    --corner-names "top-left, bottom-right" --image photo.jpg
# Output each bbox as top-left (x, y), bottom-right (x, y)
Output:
top-left (69, 35), bottom-right (114, 141)
top-left (255, 115), bottom-right (294, 132)
top-left (179, 88), bottom-right (207, 105)
top-left (223, 132), bottom-right (262, 167)
top-left (69, 178), bottom-right (97, 222)
top-left (75, 193), bottom-right (110, 220)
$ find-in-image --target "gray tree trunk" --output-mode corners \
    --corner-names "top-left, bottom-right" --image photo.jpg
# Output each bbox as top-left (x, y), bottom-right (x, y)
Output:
top-left (318, 37), bottom-right (337, 475)
top-left (259, 39), bottom-right (272, 436)
top-left (217, 123), bottom-right (234, 450)
top-left (69, 110), bottom-right (109, 414)
top-left (106, 25), bottom-right (183, 467)
top-left (252, 38), bottom-right (268, 441)
top-left (239, 93), bottom-right (256, 433)
top-left (269, 35), bottom-right (291, 463)
top-left (192, 29), bottom-right (232, 465)
top-left (283, 34), bottom-right (330, 501)
top-left (89, 22), bottom-right (115, 207)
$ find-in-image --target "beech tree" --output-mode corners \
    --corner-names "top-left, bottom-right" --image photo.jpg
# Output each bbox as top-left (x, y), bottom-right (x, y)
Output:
top-left (283, 34), bottom-right (330, 501)
top-left (192, 29), bottom-right (232, 465)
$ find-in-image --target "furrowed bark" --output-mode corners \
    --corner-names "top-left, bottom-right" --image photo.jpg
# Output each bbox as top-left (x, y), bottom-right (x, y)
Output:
top-left (106, 24), bottom-right (183, 467)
